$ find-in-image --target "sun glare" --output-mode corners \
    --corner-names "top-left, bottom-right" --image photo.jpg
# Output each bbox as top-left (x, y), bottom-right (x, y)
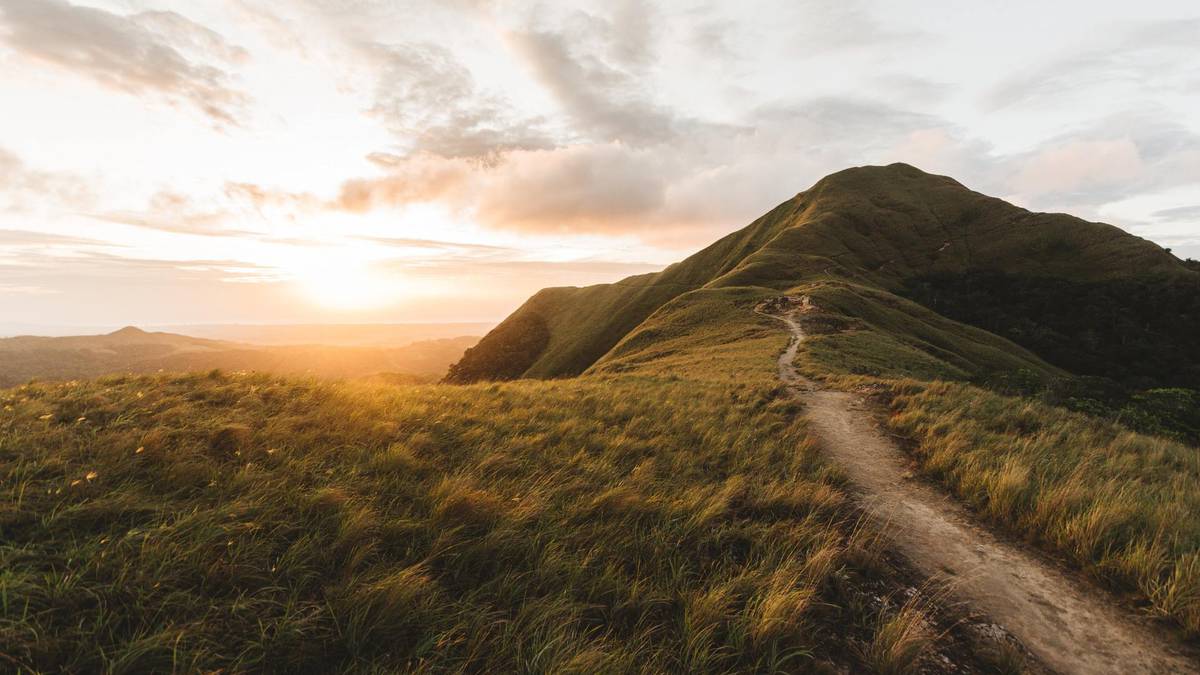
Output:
top-left (292, 255), bottom-right (398, 311)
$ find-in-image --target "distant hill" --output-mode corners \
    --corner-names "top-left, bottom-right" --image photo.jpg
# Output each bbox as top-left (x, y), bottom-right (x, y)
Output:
top-left (143, 322), bottom-right (495, 347)
top-left (448, 163), bottom-right (1198, 387)
top-left (0, 327), bottom-right (478, 386)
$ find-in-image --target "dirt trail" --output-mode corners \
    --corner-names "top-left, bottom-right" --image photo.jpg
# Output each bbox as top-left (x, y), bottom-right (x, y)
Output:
top-left (768, 306), bottom-right (1198, 675)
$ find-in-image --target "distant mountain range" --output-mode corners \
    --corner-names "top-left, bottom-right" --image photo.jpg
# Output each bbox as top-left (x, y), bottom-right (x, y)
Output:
top-left (0, 326), bottom-right (479, 386)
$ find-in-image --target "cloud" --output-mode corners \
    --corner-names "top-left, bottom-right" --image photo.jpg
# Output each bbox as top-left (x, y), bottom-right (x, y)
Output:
top-left (383, 255), bottom-right (664, 281)
top-left (1152, 205), bottom-right (1200, 223)
top-left (0, 147), bottom-right (94, 212)
top-left (0, 0), bottom-right (248, 124)
top-left (88, 182), bottom-right (326, 238)
top-left (1009, 139), bottom-right (1144, 197)
top-left (89, 187), bottom-right (285, 238)
top-left (779, 0), bottom-right (926, 53)
top-left (335, 154), bottom-right (477, 212)
top-left (223, 182), bottom-right (321, 212)
top-left (0, 229), bottom-right (115, 248)
top-left (0, 247), bottom-right (278, 280)
top-left (367, 41), bottom-right (553, 160)
top-left (357, 236), bottom-right (515, 255)
top-left (131, 10), bottom-right (250, 64)
top-left (498, 2), bottom-right (736, 148)
top-left (987, 18), bottom-right (1200, 111)
top-left (332, 143), bottom-right (680, 236)
top-left (505, 27), bottom-right (681, 146)
top-left (474, 144), bottom-right (670, 233)
top-left (332, 96), bottom-right (980, 243)
top-left (0, 284), bottom-right (60, 296)
top-left (88, 190), bottom-right (240, 237)
top-left (1000, 112), bottom-right (1200, 213)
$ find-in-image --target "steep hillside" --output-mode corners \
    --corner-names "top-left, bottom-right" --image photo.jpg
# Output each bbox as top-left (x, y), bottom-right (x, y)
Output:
top-left (0, 328), bottom-right (478, 385)
top-left (448, 163), bottom-right (1196, 385)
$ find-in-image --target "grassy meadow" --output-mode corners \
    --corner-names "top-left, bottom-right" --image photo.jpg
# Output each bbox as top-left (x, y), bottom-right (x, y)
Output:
top-left (1, 360), bottom-right (994, 673)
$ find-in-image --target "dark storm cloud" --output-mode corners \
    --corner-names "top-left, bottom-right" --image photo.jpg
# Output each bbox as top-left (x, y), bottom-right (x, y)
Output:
top-left (0, 0), bottom-right (248, 124)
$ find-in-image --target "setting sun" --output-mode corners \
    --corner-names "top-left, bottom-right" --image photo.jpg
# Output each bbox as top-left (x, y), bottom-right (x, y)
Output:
top-left (289, 253), bottom-right (399, 311)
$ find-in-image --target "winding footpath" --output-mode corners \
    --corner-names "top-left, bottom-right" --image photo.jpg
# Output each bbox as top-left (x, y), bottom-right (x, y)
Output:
top-left (768, 304), bottom-right (1198, 675)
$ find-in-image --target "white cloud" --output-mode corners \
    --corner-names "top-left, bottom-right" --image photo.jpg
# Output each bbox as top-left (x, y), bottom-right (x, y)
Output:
top-left (0, 0), bottom-right (248, 124)
top-left (2, 0), bottom-right (1199, 323)
top-left (1010, 139), bottom-right (1145, 197)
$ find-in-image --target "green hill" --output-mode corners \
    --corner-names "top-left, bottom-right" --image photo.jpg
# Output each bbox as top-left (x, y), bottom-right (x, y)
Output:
top-left (5, 163), bottom-right (1199, 671)
top-left (447, 162), bottom-right (1200, 639)
top-left (448, 163), bottom-right (1195, 385)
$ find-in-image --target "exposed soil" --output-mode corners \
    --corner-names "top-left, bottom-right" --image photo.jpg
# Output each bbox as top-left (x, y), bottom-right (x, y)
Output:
top-left (764, 299), bottom-right (1199, 675)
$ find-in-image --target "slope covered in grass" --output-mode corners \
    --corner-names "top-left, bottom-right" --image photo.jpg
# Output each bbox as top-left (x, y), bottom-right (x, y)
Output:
top-left (0, 350), bottom-right (1023, 673)
top-left (884, 380), bottom-right (1200, 634)
top-left (448, 161), bottom-right (1200, 642)
top-left (450, 163), bottom-right (1192, 383)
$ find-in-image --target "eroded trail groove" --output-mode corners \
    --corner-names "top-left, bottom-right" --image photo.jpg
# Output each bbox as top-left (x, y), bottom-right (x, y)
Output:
top-left (769, 307), bottom-right (1198, 675)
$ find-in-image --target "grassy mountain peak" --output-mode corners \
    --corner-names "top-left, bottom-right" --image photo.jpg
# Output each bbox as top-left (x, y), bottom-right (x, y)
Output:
top-left (448, 163), bottom-right (1194, 384)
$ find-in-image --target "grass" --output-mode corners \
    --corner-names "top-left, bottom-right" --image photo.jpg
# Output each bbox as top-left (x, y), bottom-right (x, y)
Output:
top-left (796, 282), bottom-right (1058, 383)
top-left (863, 596), bottom-right (937, 675)
top-left (457, 163), bottom-right (1191, 382)
top-left (589, 286), bottom-right (785, 382)
top-left (884, 380), bottom-right (1200, 634)
top-left (581, 275), bottom-right (1200, 640)
top-left (8, 162), bottom-right (1200, 670)
top-left (0, 366), bottom-right (956, 673)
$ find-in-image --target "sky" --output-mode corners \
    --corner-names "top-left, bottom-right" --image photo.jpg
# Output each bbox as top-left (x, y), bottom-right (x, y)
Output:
top-left (1, 0), bottom-right (1197, 329)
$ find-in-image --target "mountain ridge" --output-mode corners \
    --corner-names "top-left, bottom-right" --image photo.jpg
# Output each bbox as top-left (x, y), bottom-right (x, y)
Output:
top-left (447, 163), bottom-right (1195, 384)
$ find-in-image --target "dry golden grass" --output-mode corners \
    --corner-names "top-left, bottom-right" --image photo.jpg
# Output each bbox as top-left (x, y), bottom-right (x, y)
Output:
top-left (0, 368), bottom-right (936, 673)
top-left (886, 380), bottom-right (1200, 634)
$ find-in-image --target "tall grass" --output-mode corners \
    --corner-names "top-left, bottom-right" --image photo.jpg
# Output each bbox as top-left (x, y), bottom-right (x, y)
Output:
top-left (886, 380), bottom-right (1200, 634)
top-left (1, 371), bottom-right (930, 673)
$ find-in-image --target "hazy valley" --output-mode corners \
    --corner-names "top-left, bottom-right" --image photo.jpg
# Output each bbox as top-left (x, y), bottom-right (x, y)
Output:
top-left (0, 325), bottom-right (483, 387)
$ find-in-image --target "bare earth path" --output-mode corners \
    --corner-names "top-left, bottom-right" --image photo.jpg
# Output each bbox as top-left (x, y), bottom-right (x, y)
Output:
top-left (768, 307), bottom-right (1198, 675)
